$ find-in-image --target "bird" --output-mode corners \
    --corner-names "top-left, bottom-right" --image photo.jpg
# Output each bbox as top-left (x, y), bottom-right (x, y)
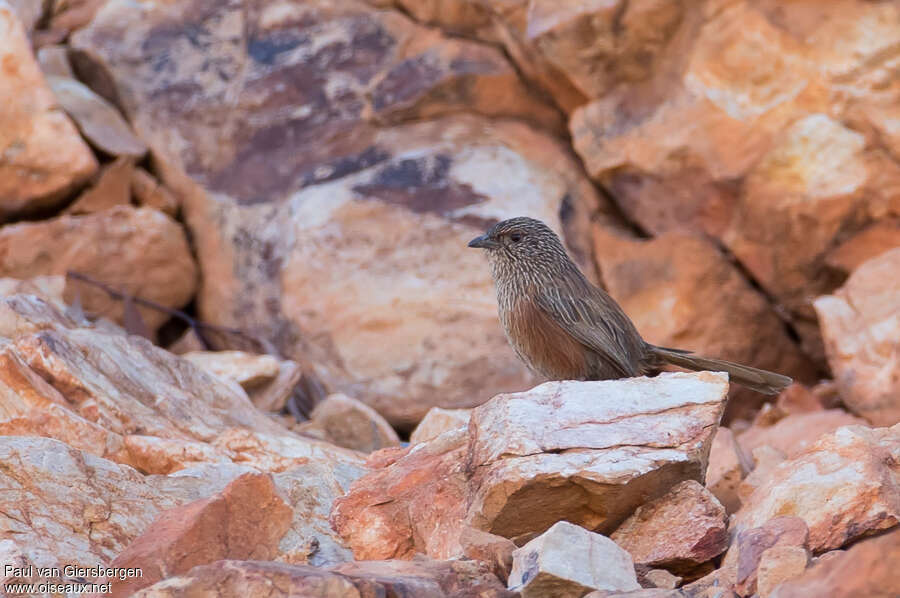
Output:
top-left (468, 217), bottom-right (793, 394)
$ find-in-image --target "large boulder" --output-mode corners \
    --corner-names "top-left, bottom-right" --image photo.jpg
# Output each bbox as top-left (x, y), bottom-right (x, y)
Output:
top-left (0, 1), bottom-right (97, 219)
top-left (70, 0), bottom-right (609, 427)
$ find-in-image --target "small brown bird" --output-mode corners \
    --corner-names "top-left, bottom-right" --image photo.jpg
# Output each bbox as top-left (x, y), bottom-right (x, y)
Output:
top-left (468, 217), bottom-right (792, 394)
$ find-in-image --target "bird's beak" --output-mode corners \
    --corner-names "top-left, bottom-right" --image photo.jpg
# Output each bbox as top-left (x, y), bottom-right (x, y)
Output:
top-left (468, 234), bottom-right (499, 249)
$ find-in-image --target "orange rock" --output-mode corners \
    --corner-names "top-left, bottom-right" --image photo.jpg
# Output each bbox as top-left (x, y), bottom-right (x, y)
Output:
top-left (756, 544), bottom-right (809, 598)
top-left (0, 206), bottom-right (196, 333)
top-left (825, 219), bottom-right (900, 275)
top-left (815, 248), bottom-right (900, 426)
top-left (0, 3), bottom-right (97, 219)
top-left (769, 528), bottom-right (900, 598)
top-left (103, 473), bottom-right (292, 597)
top-left (610, 481), bottom-right (728, 571)
top-left (299, 393), bottom-right (400, 452)
top-left (737, 409), bottom-right (868, 459)
top-left (131, 167), bottom-right (179, 216)
top-left (732, 425), bottom-right (899, 553)
top-left (66, 156), bottom-right (134, 215)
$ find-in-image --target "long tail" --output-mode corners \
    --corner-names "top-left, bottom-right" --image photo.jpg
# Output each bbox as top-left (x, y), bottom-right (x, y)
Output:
top-left (649, 346), bottom-right (792, 395)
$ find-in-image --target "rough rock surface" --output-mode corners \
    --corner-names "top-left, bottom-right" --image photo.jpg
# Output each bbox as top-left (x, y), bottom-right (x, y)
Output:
top-left (756, 545), bottom-right (809, 598)
top-left (722, 516), bottom-right (809, 597)
top-left (610, 480), bottom-right (728, 571)
top-left (0, 1), bottom-right (97, 219)
top-left (706, 427), bottom-right (745, 514)
top-left (732, 425), bottom-right (899, 553)
top-left (769, 528), bottom-right (900, 598)
top-left (508, 521), bottom-right (641, 597)
top-left (332, 373), bottom-right (728, 559)
top-left (467, 373), bottom-right (727, 539)
top-left (103, 473), bottom-right (293, 597)
top-left (129, 558), bottom-right (515, 598)
top-left (181, 350), bottom-right (301, 412)
top-left (737, 409), bottom-right (867, 458)
top-left (0, 294), bottom-right (364, 476)
top-left (0, 207), bottom-right (197, 333)
top-left (814, 248), bottom-right (900, 426)
top-left (70, 0), bottom-right (609, 426)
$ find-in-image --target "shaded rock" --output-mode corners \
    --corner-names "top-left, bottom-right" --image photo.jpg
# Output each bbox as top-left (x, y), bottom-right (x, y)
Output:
top-left (0, 2), bottom-right (97, 218)
top-left (0, 206), bottom-right (197, 333)
top-left (825, 218), bottom-right (900, 275)
top-left (331, 428), bottom-right (469, 560)
top-left (508, 521), bottom-right (641, 597)
top-left (66, 156), bottom-right (134, 214)
top-left (723, 516), bottom-right (809, 597)
top-left (769, 528), bottom-right (900, 598)
top-left (732, 425), bottom-right (899, 553)
top-left (410, 406), bottom-right (471, 445)
top-left (705, 427), bottom-right (745, 514)
top-left (103, 473), bottom-right (292, 597)
top-left (756, 545), bottom-right (809, 598)
top-left (46, 0), bottom-right (107, 38)
top-left (37, 44), bottom-right (75, 78)
top-left (47, 75), bottom-right (147, 158)
top-left (592, 228), bottom-right (814, 419)
top-left (182, 350), bottom-right (301, 412)
top-left (131, 167), bottom-right (179, 216)
top-left (0, 294), bottom-right (365, 475)
top-left (737, 409), bottom-right (867, 459)
top-left (466, 373), bottom-right (728, 540)
top-left (814, 248), bottom-right (900, 426)
top-left (298, 393), bottom-right (400, 452)
top-left (610, 480), bottom-right (728, 571)
top-left (641, 569), bottom-right (681, 590)
top-left (459, 526), bottom-right (516, 584)
top-left (70, 0), bottom-right (608, 426)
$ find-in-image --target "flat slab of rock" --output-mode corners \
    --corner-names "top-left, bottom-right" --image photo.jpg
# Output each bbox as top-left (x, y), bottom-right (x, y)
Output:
top-left (467, 372), bottom-right (729, 538)
top-left (0, 2), bottom-right (97, 218)
top-left (610, 480), bottom-right (728, 571)
top-left (410, 407), bottom-right (471, 445)
top-left (508, 521), bottom-right (640, 597)
top-left (814, 248), bottom-right (900, 426)
top-left (732, 425), bottom-right (899, 552)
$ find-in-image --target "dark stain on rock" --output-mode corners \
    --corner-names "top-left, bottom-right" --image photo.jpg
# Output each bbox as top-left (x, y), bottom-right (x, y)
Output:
top-left (248, 33), bottom-right (305, 65)
top-left (370, 55), bottom-right (445, 112)
top-left (353, 155), bottom-right (488, 219)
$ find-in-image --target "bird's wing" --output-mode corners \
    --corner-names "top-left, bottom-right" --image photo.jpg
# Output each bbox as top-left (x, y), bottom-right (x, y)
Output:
top-left (535, 283), bottom-right (641, 378)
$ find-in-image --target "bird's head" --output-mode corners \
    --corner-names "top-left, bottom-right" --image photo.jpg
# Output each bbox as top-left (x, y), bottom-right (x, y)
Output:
top-left (468, 217), bottom-right (572, 277)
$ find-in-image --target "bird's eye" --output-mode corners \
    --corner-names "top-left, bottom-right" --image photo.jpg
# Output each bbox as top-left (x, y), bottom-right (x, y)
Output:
top-left (509, 233), bottom-right (522, 243)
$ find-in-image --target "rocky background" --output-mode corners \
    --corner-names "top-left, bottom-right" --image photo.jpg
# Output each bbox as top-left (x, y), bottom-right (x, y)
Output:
top-left (0, 0), bottom-right (898, 596)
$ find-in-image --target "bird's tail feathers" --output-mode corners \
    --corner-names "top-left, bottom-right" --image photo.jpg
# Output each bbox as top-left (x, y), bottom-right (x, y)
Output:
top-left (649, 346), bottom-right (792, 395)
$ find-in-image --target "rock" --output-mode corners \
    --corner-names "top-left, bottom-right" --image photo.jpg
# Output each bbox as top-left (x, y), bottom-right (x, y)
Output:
top-left (569, 0), bottom-right (900, 351)
top-left (723, 516), bottom-right (809, 597)
top-left (102, 473), bottom-right (293, 597)
top-left (705, 427), bottom-right (745, 514)
top-left (508, 521), bottom-right (641, 597)
top-left (131, 167), bottom-right (179, 216)
top-left (0, 206), bottom-right (197, 333)
top-left (591, 228), bottom-right (814, 419)
top-left (0, 294), bottom-right (365, 476)
top-left (130, 558), bottom-right (515, 598)
top-left (825, 219), bottom-right (900, 275)
top-left (46, 0), bottom-right (107, 38)
top-left (331, 428), bottom-right (469, 560)
top-left (737, 409), bottom-right (868, 459)
top-left (769, 528), bottom-right (900, 598)
top-left (0, 2), bottom-right (97, 219)
top-left (70, 0), bottom-right (609, 426)
top-left (814, 248), bottom-right (900, 426)
top-left (642, 569), bottom-right (682, 590)
top-left (410, 406), bottom-right (471, 445)
top-left (47, 75), bottom-right (147, 158)
top-left (298, 393), bottom-right (400, 452)
top-left (466, 373), bottom-right (728, 540)
top-left (0, 275), bottom-right (66, 305)
top-left (181, 350), bottom-right (301, 412)
top-left (459, 526), bottom-right (516, 584)
top-left (756, 545), bottom-right (809, 598)
top-left (66, 156), bottom-right (134, 214)
top-left (7, 0), bottom-right (43, 32)
top-left (610, 480), bottom-right (729, 571)
top-left (732, 425), bottom-right (899, 553)
top-left (36, 44), bottom-right (75, 78)
top-left (333, 373), bottom-right (728, 561)
top-left (736, 446), bottom-right (787, 505)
